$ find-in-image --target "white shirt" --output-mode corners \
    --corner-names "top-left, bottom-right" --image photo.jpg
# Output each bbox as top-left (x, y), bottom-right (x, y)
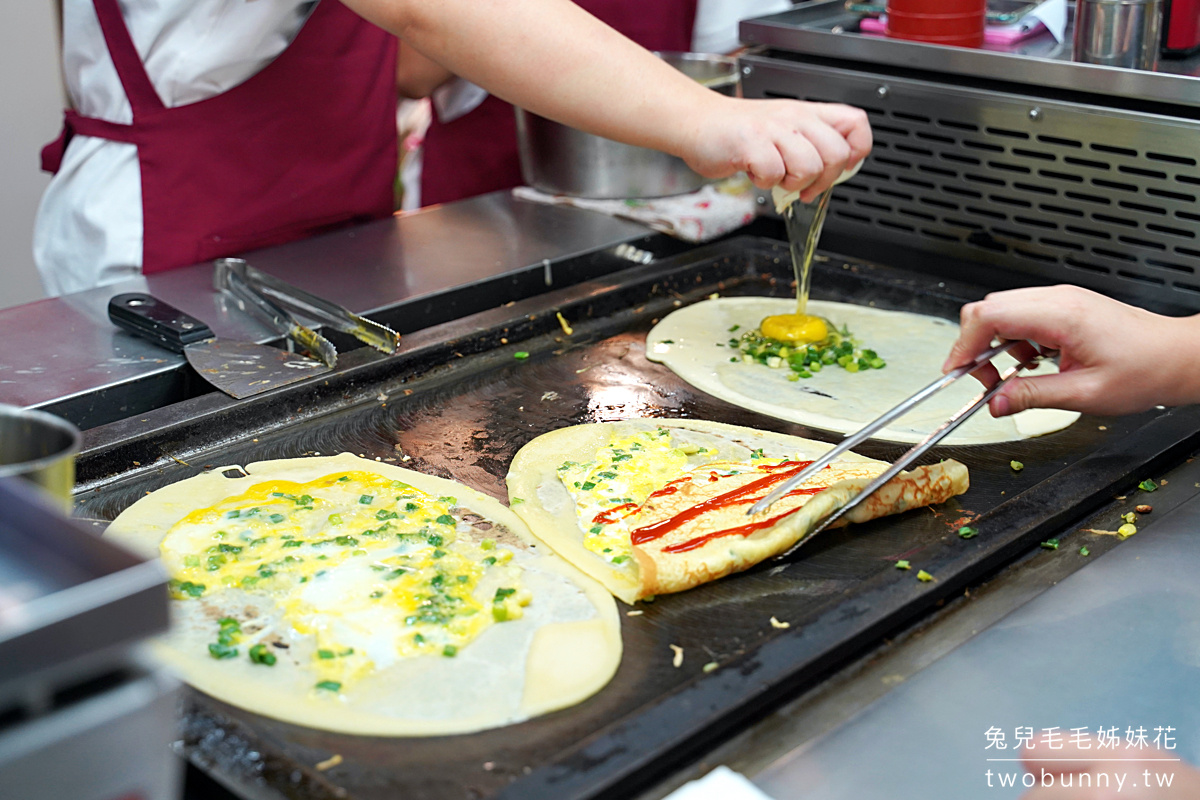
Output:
top-left (34, 0), bottom-right (314, 297)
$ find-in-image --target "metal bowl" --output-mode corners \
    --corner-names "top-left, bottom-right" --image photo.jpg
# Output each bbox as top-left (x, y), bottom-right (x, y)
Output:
top-left (515, 52), bottom-right (739, 199)
top-left (0, 404), bottom-right (81, 509)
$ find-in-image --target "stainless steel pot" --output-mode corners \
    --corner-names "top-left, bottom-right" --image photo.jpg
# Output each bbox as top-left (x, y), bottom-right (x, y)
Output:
top-left (516, 52), bottom-right (738, 199)
top-left (0, 404), bottom-right (81, 508)
top-left (1073, 0), bottom-right (1162, 70)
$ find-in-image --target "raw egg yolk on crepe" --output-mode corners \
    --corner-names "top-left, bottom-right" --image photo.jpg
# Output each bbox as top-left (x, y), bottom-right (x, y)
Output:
top-left (759, 313), bottom-right (829, 345)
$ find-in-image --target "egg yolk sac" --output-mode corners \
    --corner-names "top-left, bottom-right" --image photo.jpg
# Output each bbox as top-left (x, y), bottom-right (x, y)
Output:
top-left (759, 314), bottom-right (829, 345)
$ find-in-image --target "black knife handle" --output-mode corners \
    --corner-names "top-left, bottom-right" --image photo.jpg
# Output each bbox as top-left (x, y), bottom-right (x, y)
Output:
top-left (108, 293), bottom-right (214, 354)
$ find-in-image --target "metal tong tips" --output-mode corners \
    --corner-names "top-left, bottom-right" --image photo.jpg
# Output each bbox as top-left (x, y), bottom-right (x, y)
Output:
top-left (749, 340), bottom-right (1053, 560)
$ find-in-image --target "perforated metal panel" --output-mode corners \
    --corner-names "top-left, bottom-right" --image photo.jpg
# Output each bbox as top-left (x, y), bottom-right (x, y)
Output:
top-left (742, 55), bottom-right (1200, 308)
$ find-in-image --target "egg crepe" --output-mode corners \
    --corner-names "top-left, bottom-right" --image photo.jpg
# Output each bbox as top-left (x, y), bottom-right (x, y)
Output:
top-left (646, 297), bottom-right (1079, 444)
top-left (106, 453), bottom-right (620, 736)
top-left (506, 419), bottom-right (968, 603)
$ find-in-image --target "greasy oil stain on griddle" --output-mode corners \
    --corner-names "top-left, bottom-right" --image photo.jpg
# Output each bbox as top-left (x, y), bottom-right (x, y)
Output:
top-left (73, 240), bottom-right (1174, 800)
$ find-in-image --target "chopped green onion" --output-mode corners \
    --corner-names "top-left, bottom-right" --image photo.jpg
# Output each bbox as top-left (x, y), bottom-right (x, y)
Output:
top-left (916, 570), bottom-right (934, 582)
top-left (957, 526), bottom-right (978, 539)
top-left (248, 644), bottom-right (276, 666)
top-left (895, 560), bottom-right (911, 570)
top-left (208, 643), bottom-right (238, 659)
top-left (1041, 538), bottom-right (1060, 550)
top-left (1010, 460), bottom-right (1024, 472)
top-left (513, 351), bottom-right (530, 360)
top-left (442, 645), bottom-right (458, 657)
top-left (315, 681), bottom-right (341, 692)
top-left (1138, 479), bottom-right (1158, 492)
top-left (359, 494), bottom-right (373, 504)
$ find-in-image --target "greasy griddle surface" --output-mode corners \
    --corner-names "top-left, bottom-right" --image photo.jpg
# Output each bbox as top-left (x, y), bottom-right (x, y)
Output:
top-left (76, 238), bottom-right (1183, 800)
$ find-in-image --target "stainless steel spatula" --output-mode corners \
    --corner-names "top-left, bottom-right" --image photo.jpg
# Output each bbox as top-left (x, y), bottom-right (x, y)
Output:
top-left (108, 293), bottom-right (329, 399)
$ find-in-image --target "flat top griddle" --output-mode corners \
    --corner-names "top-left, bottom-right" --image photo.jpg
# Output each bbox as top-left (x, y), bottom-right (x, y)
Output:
top-left (73, 237), bottom-right (1200, 800)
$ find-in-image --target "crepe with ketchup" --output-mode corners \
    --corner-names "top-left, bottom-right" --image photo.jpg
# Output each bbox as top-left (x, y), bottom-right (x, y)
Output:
top-left (506, 419), bottom-right (968, 603)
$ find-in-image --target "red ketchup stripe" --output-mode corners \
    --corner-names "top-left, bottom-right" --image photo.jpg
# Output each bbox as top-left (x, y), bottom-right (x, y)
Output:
top-left (630, 461), bottom-right (815, 546)
top-left (663, 487), bottom-right (825, 553)
top-left (592, 502), bottom-right (639, 525)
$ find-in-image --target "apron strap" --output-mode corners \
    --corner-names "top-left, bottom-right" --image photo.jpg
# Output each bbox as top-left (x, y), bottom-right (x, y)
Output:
top-left (41, 110), bottom-right (139, 174)
top-left (90, 0), bottom-right (166, 115)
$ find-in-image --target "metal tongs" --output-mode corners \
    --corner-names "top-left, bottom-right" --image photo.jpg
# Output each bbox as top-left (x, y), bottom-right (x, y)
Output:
top-left (749, 340), bottom-right (1054, 559)
top-left (213, 258), bottom-right (400, 367)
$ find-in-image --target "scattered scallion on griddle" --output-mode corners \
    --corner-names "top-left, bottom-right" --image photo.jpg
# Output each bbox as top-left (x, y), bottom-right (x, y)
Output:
top-left (916, 570), bottom-right (934, 582)
top-left (957, 526), bottom-right (978, 539)
top-left (1079, 546), bottom-right (1091, 556)
top-left (1139, 479), bottom-right (1158, 492)
top-left (513, 351), bottom-right (530, 360)
top-left (1010, 460), bottom-right (1024, 472)
top-left (1041, 539), bottom-right (1059, 550)
top-left (895, 560), bottom-right (911, 570)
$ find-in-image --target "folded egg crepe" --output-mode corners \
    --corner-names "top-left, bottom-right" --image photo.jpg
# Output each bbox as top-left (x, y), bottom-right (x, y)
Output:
top-left (106, 453), bottom-right (620, 736)
top-left (506, 419), bottom-right (968, 603)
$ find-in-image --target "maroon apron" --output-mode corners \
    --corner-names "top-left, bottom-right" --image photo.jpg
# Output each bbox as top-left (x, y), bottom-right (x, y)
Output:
top-left (42, 0), bottom-right (398, 274)
top-left (419, 0), bottom-right (697, 207)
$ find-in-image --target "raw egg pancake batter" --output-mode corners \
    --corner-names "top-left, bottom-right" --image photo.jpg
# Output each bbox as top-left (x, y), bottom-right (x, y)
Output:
top-left (646, 297), bottom-right (1079, 445)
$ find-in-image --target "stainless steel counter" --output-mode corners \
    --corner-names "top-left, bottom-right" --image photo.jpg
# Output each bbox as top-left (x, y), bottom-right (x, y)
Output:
top-left (0, 194), bottom-right (652, 415)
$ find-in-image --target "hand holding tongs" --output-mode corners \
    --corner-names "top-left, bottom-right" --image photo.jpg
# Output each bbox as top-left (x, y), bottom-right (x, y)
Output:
top-left (749, 340), bottom-right (1055, 559)
top-left (214, 258), bottom-right (400, 366)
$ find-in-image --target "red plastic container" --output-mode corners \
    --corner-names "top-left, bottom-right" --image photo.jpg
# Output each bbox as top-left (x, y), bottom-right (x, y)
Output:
top-left (886, 0), bottom-right (986, 47)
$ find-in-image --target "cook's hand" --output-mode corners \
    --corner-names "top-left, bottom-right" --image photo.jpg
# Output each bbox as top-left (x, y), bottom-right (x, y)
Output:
top-left (942, 285), bottom-right (1200, 417)
top-left (1019, 740), bottom-right (1200, 799)
top-left (679, 97), bottom-right (872, 203)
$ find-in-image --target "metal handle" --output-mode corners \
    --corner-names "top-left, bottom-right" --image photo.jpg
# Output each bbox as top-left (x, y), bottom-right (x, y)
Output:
top-left (107, 293), bottom-right (213, 354)
top-left (220, 258), bottom-right (399, 355)
top-left (214, 259), bottom-right (338, 368)
top-left (215, 259), bottom-right (302, 338)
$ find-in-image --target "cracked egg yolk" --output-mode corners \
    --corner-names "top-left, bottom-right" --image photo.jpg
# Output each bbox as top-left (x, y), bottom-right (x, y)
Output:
top-left (759, 314), bottom-right (828, 345)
